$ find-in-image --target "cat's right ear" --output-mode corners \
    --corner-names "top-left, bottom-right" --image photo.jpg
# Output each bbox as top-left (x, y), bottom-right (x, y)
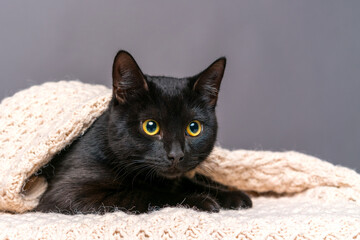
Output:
top-left (112, 50), bottom-right (148, 104)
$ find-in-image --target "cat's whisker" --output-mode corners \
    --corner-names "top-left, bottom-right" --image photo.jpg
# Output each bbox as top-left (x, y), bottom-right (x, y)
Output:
top-left (197, 173), bottom-right (213, 199)
top-left (113, 161), bottom-right (148, 182)
top-left (127, 156), bottom-right (163, 162)
top-left (191, 153), bottom-right (210, 157)
top-left (131, 165), bottom-right (152, 187)
top-left (143, 166), bottom-right (158, 183)
top-left (199, 164), bottom-right (215, 175)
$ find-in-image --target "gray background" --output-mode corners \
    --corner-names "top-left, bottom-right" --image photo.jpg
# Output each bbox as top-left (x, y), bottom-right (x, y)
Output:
top-left (0, 1), bottom-right (359, 169)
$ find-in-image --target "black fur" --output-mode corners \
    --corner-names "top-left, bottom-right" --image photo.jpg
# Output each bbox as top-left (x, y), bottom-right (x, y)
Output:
top-left (35, 50), bottom-right (252, 214)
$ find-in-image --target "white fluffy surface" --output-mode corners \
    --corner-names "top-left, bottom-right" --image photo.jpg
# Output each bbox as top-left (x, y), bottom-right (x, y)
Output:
top-left (1, 198), bottom-right (360, 239)
top-left (0, 81), bottom-right (359, 239)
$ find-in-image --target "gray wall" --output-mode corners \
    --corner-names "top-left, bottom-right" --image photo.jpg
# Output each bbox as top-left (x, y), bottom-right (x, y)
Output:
top-left (1, 1), bottom-right (359, 169)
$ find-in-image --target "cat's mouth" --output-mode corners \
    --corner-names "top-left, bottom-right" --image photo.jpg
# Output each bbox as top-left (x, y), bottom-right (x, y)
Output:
top-left (157, 168), bottom-right (185, 179)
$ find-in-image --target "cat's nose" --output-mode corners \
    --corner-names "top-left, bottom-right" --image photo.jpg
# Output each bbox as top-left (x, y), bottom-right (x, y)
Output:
top-left (168, 142), bottom-right (184, 164)
top-left (168, 151), bottom-right (184, 164)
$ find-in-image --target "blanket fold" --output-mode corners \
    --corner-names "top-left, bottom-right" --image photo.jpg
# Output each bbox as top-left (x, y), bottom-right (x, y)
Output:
top-left (1, 81), bottom-right (359, 239)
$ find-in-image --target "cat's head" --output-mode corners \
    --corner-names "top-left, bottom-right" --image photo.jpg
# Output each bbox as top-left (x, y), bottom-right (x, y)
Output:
top-left (108, 50), bottom-right (225, 179)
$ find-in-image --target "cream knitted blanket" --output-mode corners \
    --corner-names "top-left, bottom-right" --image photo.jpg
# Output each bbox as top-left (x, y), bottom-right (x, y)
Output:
top-left (0, 81), bottom-right (360, 239)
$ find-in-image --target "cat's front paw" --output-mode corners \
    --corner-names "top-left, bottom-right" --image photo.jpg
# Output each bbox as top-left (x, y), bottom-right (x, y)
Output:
top-left (216, 190), bottom-right (252, 210)
top-left (183, 194), bottom-right (220, 212)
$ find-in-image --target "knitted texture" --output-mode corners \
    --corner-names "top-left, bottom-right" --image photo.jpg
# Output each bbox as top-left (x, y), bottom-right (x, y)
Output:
top-left (0, 81), bottom-right (112, 213)
top-left (1, 199), bottom-right (360, 239)
top-left (0, 81), bottom-right (360, 239)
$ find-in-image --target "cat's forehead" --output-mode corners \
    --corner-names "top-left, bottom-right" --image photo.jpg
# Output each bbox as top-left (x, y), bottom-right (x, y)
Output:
top-left (145, 75), bottom-right (190, 96)
top-left (138, 75), bottom-right (201, 120)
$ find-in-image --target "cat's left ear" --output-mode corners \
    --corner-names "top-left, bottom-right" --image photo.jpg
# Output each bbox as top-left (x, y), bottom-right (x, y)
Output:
top-left (192, 57), bottom-right (226, 106)
top-left (112, 50), bottom-right (148, 104)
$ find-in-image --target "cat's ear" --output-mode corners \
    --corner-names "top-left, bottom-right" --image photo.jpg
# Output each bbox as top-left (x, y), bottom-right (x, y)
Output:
top-left (192, 57), bottom-right (226, 106)
top-left (112, 50), bottom-right (148, 104)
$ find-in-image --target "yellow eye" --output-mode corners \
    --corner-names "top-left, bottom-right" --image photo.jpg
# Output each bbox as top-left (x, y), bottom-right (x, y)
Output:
top-left (186, 120), bottom-right (202, 137)
top-left (142, 119), bottom-right (160, 136)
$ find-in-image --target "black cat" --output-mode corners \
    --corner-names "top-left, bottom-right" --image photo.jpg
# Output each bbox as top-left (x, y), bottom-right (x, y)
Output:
top-left (35, 50), bottom-right (252, 214)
